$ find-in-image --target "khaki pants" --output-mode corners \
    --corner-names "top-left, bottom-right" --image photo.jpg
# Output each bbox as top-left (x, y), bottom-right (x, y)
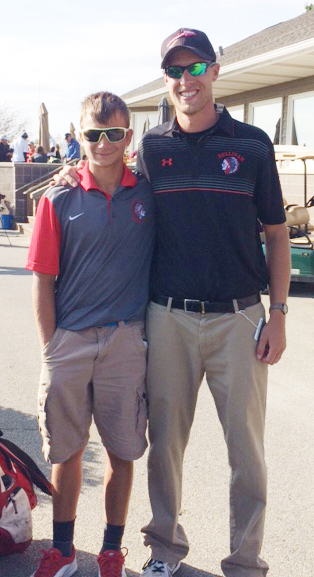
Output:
top-left (142, 301), bottom-right (268, 577)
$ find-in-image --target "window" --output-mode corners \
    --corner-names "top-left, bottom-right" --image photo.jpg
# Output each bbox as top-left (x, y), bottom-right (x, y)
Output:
top-left (248, 98), bottom-right (282, 143)
top-left (287, 92), bottom-right (314, 147)
top-left (130, 111), bottom-right (159, 152)
top-left (227, 105), bottom-right (244, 122)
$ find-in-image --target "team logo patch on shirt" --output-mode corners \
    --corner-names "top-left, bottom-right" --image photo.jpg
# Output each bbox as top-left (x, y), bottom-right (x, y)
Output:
top-left (162, 157), bottom-right (173, 167)
top-left (133, 202), bottom-right (146, 222)
top-left (218, 152), bottom-right (244, 175)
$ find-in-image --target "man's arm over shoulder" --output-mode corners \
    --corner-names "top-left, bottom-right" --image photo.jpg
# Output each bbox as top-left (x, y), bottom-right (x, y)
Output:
top-left (257, 222), bottom-right (290, 365)
top-left (50, 160), bottom-right (85, 187)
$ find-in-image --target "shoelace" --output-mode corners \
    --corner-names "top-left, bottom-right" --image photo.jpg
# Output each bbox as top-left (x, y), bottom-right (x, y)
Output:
top-left (98, 549), bottom-right (127, 577)
top-left (35, 549), bottom-right (66, 576)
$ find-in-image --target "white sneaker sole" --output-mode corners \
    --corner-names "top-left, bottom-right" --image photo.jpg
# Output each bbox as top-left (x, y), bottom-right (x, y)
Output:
top-left (30, 555), bottom-right (78, 577)
top-left (98, 565), bottom-right (127, 577)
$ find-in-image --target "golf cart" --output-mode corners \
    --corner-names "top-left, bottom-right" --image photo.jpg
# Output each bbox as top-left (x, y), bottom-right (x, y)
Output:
top-left (273, 145), bottom-right (314, 284)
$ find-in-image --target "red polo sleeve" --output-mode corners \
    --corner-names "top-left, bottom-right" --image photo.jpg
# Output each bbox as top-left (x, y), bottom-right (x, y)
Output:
top-left (26, 195), bottom-right (61, 275)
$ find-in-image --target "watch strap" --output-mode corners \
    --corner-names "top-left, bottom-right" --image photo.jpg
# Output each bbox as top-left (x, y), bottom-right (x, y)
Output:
top-left (269, 303), bottom-right (288, 314)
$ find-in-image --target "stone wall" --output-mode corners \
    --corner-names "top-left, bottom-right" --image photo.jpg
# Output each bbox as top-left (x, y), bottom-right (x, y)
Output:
top-left (0, 162), bottom-right (63, 223)
top-left (0, 163), bottom-right (14, 204)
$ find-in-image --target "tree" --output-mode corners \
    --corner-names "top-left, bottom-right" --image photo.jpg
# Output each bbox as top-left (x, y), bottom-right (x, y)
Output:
top-left (0, 102), bottom-right (32, 143)
top-left (305, 3), bottom-right (314, 10)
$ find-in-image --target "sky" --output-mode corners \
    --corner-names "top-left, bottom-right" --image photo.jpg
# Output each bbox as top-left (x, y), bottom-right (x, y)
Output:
top-left (1, 0), bottom-right (310, 144)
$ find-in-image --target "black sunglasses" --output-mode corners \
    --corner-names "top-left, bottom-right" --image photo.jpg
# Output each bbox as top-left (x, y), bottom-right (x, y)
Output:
top-left (82, 127), bottom-right (129, 143)
top-left (164, 61), bottom-right (216, 79)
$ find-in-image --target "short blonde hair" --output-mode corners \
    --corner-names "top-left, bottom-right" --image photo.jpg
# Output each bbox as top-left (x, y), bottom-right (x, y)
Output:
top-left (80, 92), bottom-right (130, 128)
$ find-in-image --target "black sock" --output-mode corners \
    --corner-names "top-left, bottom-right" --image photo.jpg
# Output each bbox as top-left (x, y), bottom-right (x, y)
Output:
top-left (101, 523), bottom-right (125, 552)
top-left (53, 520), bottom-right (75, 557)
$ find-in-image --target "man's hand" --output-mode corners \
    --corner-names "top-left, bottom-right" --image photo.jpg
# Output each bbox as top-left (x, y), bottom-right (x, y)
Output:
top-left (256, 311), bottom-right (286, 365)
top-left (50, 160), bottom-right (86, 187)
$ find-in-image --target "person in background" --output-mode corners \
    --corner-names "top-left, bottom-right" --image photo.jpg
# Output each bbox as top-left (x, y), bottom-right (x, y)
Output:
top-left (32, 145), bottom-right (47, 163)
top-left (55, 144), bottom-right (61, 160)
top-left (48, 147), bottom-right (62, 164)
top-left (11, 131), bottom-right (28, 162)
top-left (49, 134), bottom-right (56, 151)
top-left (27, 141), bottom-right (36, 163)
top-left (64, 132), bottom-right (80, 162)
top-left (0, 135), bottom-right (12, 162)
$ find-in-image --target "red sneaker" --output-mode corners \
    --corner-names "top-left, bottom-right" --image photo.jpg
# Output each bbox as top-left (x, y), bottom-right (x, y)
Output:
top-left (30, 547), bottom-right (77, 577)
top-left (97, 549), bottom-right (127, 577)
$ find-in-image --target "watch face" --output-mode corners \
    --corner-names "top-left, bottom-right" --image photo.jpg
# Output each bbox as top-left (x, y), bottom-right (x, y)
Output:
top-left (270, 303), bottom-right (288, 314)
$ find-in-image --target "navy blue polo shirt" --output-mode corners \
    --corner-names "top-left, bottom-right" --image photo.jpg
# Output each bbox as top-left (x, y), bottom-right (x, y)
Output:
top-left (136, 105), bottom-right (285, 301)
top-left (27, 164), bottom-right (155, 329)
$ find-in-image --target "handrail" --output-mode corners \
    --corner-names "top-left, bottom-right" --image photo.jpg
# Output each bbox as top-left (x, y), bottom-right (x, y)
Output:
top-left (30, 184), bottom-right (50, 200)
top-left (15, 159), bottom-right (78, 196)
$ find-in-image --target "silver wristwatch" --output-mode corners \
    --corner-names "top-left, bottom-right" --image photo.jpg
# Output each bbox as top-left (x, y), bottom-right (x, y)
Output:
top-left (269, 303), bottom-right (288, 315)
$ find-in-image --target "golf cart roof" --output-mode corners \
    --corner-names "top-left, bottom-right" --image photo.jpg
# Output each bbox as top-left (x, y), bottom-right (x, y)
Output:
top-left (274, 145), bottom-right (314, 162)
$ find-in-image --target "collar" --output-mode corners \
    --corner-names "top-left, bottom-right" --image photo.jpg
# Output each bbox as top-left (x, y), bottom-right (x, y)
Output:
top-left (170, 104), bottom-right (234, 138)
top-left (79, 162), bottom-right (137, 193)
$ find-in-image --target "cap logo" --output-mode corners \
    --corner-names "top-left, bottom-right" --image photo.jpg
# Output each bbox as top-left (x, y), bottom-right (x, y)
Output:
top-left (168, 30), bottom-right (197, 48)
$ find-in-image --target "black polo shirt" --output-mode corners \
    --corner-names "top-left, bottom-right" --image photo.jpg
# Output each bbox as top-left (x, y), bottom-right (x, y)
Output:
top-left (136, 105), bottom-right (285, 301)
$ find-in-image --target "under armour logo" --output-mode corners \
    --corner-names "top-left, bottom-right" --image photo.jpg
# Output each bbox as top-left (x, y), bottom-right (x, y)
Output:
top-left (162, 158), bottom-right (173, 167)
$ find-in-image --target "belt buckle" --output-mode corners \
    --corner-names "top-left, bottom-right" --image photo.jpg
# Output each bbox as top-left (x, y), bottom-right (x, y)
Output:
top-left (184, 299), bottom-right (199, 312)
top-left (184, 299), bottom-right (206, 313)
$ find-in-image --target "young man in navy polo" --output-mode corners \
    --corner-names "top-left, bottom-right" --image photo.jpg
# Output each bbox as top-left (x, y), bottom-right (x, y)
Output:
top-left (26, 92), bottom-right (155, 577)
top-left (52, 28), bottom-right (290, 577)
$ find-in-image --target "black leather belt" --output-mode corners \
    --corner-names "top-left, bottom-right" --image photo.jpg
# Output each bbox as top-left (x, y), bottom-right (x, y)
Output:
top-left (152, 293), bottom-right (261, 314)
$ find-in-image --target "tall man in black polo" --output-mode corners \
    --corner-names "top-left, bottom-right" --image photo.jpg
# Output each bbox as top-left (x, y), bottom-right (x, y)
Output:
top-left (137, 29), bottom-right (290, 577)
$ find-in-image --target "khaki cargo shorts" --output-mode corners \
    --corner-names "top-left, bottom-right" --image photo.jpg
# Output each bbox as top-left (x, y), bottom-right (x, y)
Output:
top-left (38, 321), bottom-right (148, 464)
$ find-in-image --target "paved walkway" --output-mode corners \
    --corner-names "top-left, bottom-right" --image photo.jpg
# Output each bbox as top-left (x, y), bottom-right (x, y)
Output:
top-left (0, 232), bottom-right (313, 577)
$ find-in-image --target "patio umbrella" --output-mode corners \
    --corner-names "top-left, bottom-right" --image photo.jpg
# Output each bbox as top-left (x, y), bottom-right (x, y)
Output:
top-left (70, 123), bottom-right (76, 140)
top-left (39, 103), bottom-right (49, 153)
top-left (142, 117), bottom-right (150, 135)
top-left (291, 117), bottom-right (298, 145)
top-left (273, 118), bottom-right (281, 145)
top-left (158, 97), bottom-right (170, 125)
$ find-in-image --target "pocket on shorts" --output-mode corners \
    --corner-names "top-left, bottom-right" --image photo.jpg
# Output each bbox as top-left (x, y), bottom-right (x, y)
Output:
top-left (130, 322), bottom-right (148, 354)
top-left (136, 385), bottom-right (148, 437)
top-left (42, 328), bottom-right (66, 358)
